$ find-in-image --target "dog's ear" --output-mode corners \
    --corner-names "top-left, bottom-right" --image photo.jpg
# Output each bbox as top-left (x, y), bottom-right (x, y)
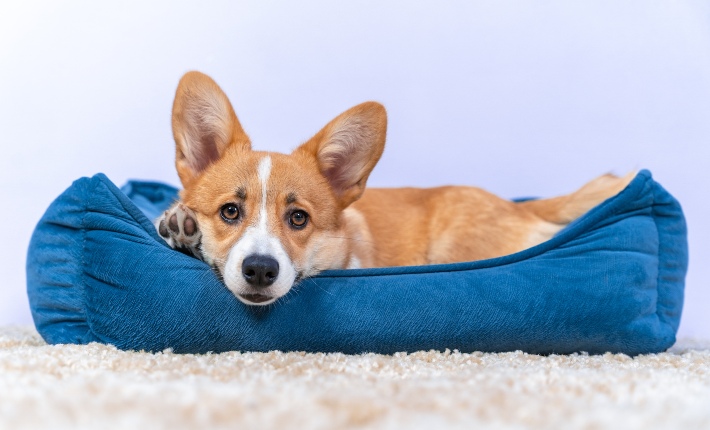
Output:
top-left (172, 71), bottom-right (250, 187)
top-left (295, 102), bottom-right (387, 208)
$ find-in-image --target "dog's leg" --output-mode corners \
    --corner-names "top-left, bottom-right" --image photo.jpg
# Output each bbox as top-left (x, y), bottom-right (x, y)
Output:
top-left (517, 172), bottom-right (635, 225)
top-left (155, 202), bottom-right (203, 260)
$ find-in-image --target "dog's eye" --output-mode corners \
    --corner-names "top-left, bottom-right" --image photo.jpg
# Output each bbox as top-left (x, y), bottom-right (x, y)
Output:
top-left (289, 210), bottom-right (309, 229)
top-left (220, 204), bottom-right (240, 222)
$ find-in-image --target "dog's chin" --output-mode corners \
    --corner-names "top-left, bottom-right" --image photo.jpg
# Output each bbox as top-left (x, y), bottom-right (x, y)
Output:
top-left (220, 254), bottom-right (298, 306)
top-left (236, 293), bottom-right (278, 306)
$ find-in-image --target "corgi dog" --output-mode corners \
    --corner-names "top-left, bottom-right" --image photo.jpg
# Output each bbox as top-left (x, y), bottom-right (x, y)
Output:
top-left (156, 71), bottom-right (633, 306)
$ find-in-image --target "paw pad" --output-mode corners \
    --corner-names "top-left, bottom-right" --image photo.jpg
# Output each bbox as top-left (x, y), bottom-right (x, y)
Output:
top-left (154, 203), bottom-right (203, 260)
top-left (158, 220), bottom-right (169, 238)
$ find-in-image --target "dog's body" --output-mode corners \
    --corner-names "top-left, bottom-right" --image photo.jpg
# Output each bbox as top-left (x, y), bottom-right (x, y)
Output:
top-left (157, 71), bottom-right (633, 305)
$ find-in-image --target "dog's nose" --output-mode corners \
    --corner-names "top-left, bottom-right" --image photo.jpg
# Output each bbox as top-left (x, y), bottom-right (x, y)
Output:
top-left (242, 255), bottom-right (280, 288)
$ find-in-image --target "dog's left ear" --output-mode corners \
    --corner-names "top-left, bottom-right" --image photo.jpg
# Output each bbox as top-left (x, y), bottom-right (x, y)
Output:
top-left (295, 102), bottom-right (387, 208)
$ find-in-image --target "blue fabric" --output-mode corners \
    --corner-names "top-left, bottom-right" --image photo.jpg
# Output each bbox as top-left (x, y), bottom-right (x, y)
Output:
top-left (26, 170), bottom-right (687, 355)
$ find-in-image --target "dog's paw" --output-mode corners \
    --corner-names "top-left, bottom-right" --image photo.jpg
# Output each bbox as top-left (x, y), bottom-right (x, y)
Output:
top-left (155, 203), bottom-right (203, 260)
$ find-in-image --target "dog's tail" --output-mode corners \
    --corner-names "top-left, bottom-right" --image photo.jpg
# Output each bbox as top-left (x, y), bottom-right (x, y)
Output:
top-left (517, 171), bottom-right (635, 225)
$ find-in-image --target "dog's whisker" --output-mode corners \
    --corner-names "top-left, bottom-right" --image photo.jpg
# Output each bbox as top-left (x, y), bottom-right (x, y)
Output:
top-left (321, 235), bottom-right (376, 245)
top-left (296, 270), bottom-right (335, 297)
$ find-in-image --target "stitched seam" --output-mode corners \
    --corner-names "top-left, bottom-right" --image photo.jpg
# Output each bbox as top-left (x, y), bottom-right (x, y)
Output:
top-left (79, 178), bottom-right (100, 343)
top-left (650, 179), bottom-right (667, 331)
top-left (98, 174), bottom-right (172, 244)
top-left (653, 182), bottom-right (661, 320)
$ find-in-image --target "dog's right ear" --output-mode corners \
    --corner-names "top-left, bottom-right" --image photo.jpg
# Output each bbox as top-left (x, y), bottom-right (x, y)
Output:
top-left (171, 71), bottom-right (250, 187)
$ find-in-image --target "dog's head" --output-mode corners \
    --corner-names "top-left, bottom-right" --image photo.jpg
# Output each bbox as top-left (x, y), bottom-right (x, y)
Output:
top-left (172, 71), bottom-right (386, 305)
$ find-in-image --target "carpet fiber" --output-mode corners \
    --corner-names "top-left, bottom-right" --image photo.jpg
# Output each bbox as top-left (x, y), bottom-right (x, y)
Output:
top-left (1, 326), bottom-right (708, 429)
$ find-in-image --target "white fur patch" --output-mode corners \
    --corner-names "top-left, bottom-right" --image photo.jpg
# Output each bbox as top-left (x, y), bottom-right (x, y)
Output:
top-left (257, 155), bottom-right (272, 231)
top-left (222, 156), bottom-right (297, 305)
top-left (258, 156), bottom-right (272, 190)
top-left (525, 221), bottom-right (564, 249)
top-left (347, 256), bottom-right (361, 270)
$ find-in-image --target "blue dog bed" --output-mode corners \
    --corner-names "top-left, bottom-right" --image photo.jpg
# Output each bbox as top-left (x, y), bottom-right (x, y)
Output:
top-left (26, 170), bottom-right (687, 355)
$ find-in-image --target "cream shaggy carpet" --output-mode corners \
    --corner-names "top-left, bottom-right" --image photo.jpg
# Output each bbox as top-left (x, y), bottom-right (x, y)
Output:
top-left (1, 326), bottom-right (708, 429)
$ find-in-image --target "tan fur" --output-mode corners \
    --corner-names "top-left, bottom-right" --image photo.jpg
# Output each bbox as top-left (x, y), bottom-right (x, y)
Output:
top-left (349, 172), bottom-right (633, 267)
top-left (165, 71), bottom-right (633, 303)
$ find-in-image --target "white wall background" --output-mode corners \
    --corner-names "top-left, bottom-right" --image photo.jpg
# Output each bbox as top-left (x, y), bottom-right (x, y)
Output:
top-left (1, 1), bottom-right (708, 337)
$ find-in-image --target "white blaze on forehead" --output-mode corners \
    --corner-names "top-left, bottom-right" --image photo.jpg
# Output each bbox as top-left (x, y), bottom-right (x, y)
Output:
top-left (257, 155), bottom-right (272, 230)
top-left (222, 155), bottom-right (297, 304)
top-left (258, 155), bottom-right (272, 185)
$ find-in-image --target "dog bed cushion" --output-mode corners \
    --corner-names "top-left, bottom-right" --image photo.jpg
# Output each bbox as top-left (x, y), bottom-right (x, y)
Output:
top-left (26, 170), bottom-right (687, 355)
